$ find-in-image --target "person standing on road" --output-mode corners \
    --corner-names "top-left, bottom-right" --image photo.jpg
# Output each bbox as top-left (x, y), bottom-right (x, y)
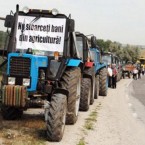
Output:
top-left (112, 64), bottom-right (117, 88)
top-left (107, 64), bottom-right (112, 87)
top-left (133, 67), bottom-right (138, 80)
top-left (137, 67), bottom-right (141, 79)
top-left (141, 66), bottom-right (144, 75)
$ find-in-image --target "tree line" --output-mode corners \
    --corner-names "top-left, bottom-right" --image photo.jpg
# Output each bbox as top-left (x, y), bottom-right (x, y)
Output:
top-left (97, 39), bottom-right (141, 63)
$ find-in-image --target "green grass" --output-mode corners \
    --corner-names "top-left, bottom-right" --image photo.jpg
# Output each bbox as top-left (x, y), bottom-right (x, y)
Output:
top-left (77, 138), bottom-right (86, 145)
top-left (84, 109), bottom-right (98, 130)
top-left (84, 121), bottom-right (94, 130)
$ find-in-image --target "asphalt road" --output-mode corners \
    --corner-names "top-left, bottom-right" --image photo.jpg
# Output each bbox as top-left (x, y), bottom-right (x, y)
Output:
top-left (131, 74), bottom-right (145, 106)
top-left (128, 74), bottom-right (145, 125)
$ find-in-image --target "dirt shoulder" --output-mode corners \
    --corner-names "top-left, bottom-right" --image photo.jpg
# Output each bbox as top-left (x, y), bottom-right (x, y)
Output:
top-left (0, 78), bottom-right (145, 145)
top-left (84, 79), bottom-right (145, 145)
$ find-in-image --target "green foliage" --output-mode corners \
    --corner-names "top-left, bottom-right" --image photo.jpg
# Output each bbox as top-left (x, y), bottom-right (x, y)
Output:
top-left (0, 30), bottom-right (7, 73)
top-left (0, 56), bottom-right (7, 74)
top-left (96, 39), bottom-right (111, 51)
top-left (0, 30), bottom-right (7, 49)
top-left (97, 39), bottom-right (141, 63)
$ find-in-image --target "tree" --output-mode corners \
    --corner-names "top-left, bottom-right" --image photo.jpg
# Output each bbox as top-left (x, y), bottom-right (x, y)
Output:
top-left (0, 31), bottom-right (7, 49)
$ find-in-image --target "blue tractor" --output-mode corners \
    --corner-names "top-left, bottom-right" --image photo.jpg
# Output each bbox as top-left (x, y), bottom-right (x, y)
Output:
top-left (76, 32), bottom-right (96, 111)
top-left (89, 36), bottom-right (108, 96)
top-left (76, 33), bottom-right (108, 111)
top-left (0, 5), bottom-right (82, 141)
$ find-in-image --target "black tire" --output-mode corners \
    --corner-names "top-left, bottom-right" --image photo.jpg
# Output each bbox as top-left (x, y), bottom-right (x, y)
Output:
top-left (46, 94), bottom-right (67, 142)
top-left (79, 78), bottom-right (91, 111)
top-left (84, 67), bottom-right (95, 105)
top-left (94, 75), bottom-right (99, 99)
top-left (128, 72), bottom-right (131, 78)
top-left (61, 68), bottom-right (81, 124)
top-left (1, 105), bottom-right (23, 120)
top-left (122, 72), bottom-right (125, 79)
top-left (99, 68), bottom-right (108, 96)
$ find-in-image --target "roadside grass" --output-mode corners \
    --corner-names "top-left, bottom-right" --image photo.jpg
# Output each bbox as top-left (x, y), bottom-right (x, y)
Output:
top-left (77, 102), bottom-right (102, 145)
top-left (77, 137), bottom-right (86, 145)
top-left (84, 110), bottom-right (97, 130)
top-left (84, 102), bottom-right (101, 130)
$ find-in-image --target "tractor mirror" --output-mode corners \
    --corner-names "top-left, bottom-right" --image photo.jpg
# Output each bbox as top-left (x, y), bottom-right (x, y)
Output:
top-left (69, 19), bottom-right (75, 32)
top-left (4, 15), bottom-right (14, 28)
top-left (91, 36), bottom-right (97, 48)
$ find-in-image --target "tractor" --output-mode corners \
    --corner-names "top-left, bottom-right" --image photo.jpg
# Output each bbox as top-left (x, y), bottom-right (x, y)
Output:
top-left (76, 33), bottom-right (108, 112)
top-left (0, 5), bottom-right (82, 141)
top-left (89, 37), bottom-right (108, 96)
top-left (76, 32), bottom-right (96, 111)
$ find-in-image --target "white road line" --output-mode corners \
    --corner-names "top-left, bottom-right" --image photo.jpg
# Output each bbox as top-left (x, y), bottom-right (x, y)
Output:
top-left (126, 80), bottom-right (133, 87)
top-left (126, 94), bottom-right (129, 100)
top-left (128, 103), bottom-right (132, 108)
top-left (132, 112), bottom-right (138, 118)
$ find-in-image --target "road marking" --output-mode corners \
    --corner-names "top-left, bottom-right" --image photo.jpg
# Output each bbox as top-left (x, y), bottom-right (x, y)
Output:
top-left (132, 112), bottom-right (138, 118)
top-left (126, 94), bottom-right (129, 100)
top-left (128, 102), bottom-right (139, 119)
top-left (126, 80), bottom-right (133, 87)
top-left (128, 103), bottom-right (132, 108)
top-left (126, 80), bottom-right (140, 121)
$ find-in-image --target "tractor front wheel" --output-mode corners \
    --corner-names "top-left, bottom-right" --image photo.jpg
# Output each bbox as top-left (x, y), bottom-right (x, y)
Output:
top-left (99, 68), bottom-right (108, 96)
top-left (79, 78), bottom-right (91, 111)
top-left (94, 75), bottom-right (99, 99)
top-left (46, 94), bottom-right (67, 142)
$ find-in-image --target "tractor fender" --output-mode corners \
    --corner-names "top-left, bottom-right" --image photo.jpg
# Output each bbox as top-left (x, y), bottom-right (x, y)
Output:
top-left (53, 88), bottom-right (69, 98)
top-left (67, 59), bottom-right (82, 67)
top-left (97, 66), bottom-right (107, 74)
top-left (83, 73), bottom-right (93, 82)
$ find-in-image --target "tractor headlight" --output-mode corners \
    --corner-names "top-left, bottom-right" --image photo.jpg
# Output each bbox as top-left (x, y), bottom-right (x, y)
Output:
top-left (52, 8), bottom-right (59, 15)
top-left (8, 77), bottom-right (15, 85)
top-left (22, 6), bottom-right (29, 14)
top-left (23, 78), bottom-right (30, 86)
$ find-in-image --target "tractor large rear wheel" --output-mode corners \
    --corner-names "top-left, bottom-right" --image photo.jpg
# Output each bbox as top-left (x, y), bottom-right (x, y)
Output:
top-left (84, 67), bottom-right (95, 105)
top-left (61, 68), bottom-right (81, 124)
top-left (1, 105), bottom-right (23, 120)
top-left (94, 75), bottom-right (99, 99)
top-left (79, 78), bottom-right (91, 111)
top-left (99, 68), bottom-right (108, 96)
top-left (46, 94), bottom-right (67, 142)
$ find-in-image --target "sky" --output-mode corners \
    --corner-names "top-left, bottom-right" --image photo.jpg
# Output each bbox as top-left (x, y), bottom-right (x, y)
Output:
top-left (0, 0), bottom-right (145, 45)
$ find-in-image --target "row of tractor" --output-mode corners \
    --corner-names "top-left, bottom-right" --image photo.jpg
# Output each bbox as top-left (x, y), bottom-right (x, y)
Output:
top-left (0, 5), bottom-right (122, 142)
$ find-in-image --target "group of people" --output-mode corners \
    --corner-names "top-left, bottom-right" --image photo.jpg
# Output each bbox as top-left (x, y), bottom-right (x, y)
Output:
top-left (107, 63), bottom-right (145, 88)
top-left (132, 66), bottom-right (144, 80)
top-left (107, 64), bottom-right (118, 89)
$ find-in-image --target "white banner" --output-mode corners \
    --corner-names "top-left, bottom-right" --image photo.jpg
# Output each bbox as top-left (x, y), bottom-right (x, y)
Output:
top-left (16, 15), bottom-right (66, 52)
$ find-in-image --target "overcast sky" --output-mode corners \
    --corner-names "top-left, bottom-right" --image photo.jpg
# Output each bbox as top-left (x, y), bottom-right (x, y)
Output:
top-left (0, 0), bottom-right (145, 45)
